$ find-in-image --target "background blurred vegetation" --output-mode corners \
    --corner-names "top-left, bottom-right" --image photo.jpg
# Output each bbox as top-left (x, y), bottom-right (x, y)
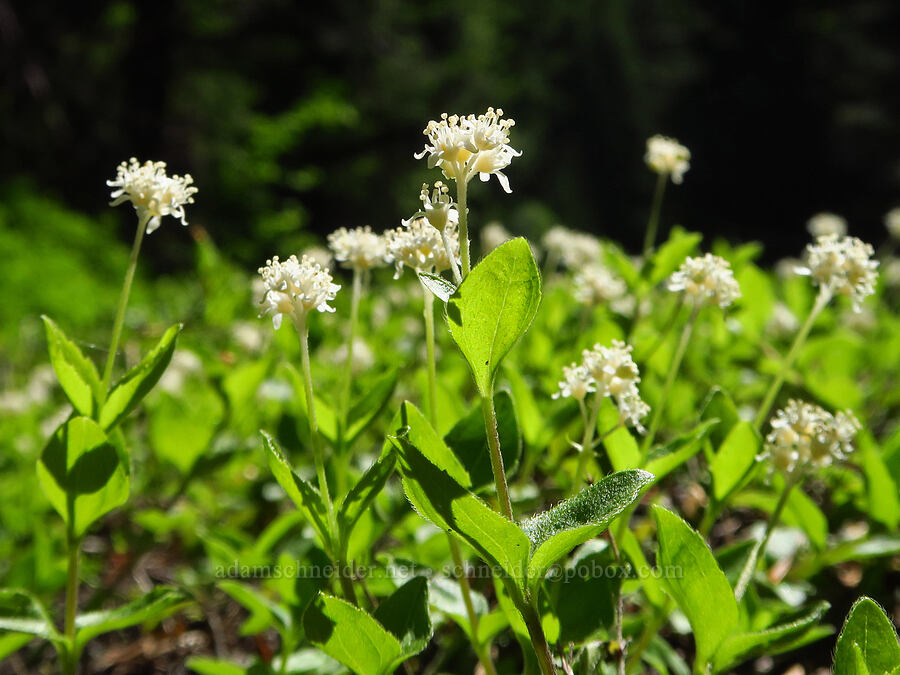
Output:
top-left (2, 0), bottom-right (900, 346)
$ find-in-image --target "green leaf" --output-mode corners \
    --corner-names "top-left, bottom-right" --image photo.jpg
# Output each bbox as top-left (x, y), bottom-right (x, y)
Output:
top-left (653, 506), bottom-right (739, 671)
top-left (417, 271), bottom-right (456, 302)
top-left (645, 419), bottom-right (718, 482)
top-left (523, 470), bottom-right (653, 592)
top-left (373, 576), bottom-right (432, 657)
top-left (0, 632), bottom-right (34, 661)
top-left (786, 484), bottom-right (828, 550)
top-left (184, 657), bottom-right (247, 675)
top-left (391, 402), bottom-right (471, 487)
top-left (834, 597), bottom-right (900, 675)
top-left (446, 238), bottom-right (541, 396)
top-left (36, 416), bottom-right (130, 537)
top-left (443, 390), bottom-right (521, 490)
top-left (99, 324), bottom-right (182, 429)
top-left (0, 589), bottom-right (61, 643)
top-left (303, 593), bottom-right (403, 675)
top-left (712, 601), bottom-right (830, 671)
top-left (859, 433), bottom-right (900, 530)
top-left (392, 404), bottom-right (530, 591)
top-left (148, 384), bottom-right (224, 475)
top-left (649, 227), bottom-right (703, 286)
top-left (710, 422), bottom-right (760, 501)
top-left (42, 316), bottom-right (102, 418)
top-left (344, 367), bottom-right (399, 446)
top-left (548, 546), bottom-right (620, 644)
top-left (261, 431), bottom-right (332, 547)
top-left (598, 398), bottom-right (641, 470)
top-left (75, 586), bottom-right (190, 651)
top-left (219, 580), bottom-right (290, 637)
top-left (338, 449), bottom-right (396, 541)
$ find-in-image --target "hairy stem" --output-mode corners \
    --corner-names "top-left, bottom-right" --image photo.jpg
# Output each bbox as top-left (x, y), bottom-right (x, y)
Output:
top-left (102, 213), bottom-right (149, 390)
top-left (457, 177), bottom-right (470, 277)
top-left (754, 290), bottom-right (830, 430)
top-left (422, 287), bottom-right (497, 675)
top-left (571, 389), bottom-right (603, 496)
top-left (641, 304), bottom-right (699, 459)
top-left (482, 392), bottom-right (513, 520)
top-left (642, 172), bottom-right (668, 259)
top-left (734, 476), bottom-right (795, 601)
top-left (523, 603), bottom-right (557, 675)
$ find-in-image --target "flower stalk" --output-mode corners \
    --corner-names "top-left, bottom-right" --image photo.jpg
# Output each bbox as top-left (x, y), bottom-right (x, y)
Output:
top-left (642, 171), bottom-right (667, 258)
top-left (102, 213), bottom-right (149, 390)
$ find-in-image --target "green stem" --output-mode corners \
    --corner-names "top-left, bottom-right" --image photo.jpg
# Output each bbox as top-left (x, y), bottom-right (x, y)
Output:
top-left (572, 389), bottom-right (604, 496)
top-left (63, 532), bottom-right (80, 675)
top-left (448, 538), bottom-right (498, 675)
top-left (340, 269), bottom-right (363, 428)
top-left (642, 172), bottom-right (667, 259)
top-left (482, 392), bottom-right (513, 520)
top-left (734, 476), bottom-right (795, 601)
top-left (422, 286), bottom-right (439, 425)
top-left (753, 290), bottom-right (829, 430)
top-left (522, 603), bottom-right (557, 675)
top-left (442, 229), bottom-right (463, 286)
top-left (626, 598), bottom-right (672, 674)
top-left (457, 177), bottom-right (470, 277)
top-left (102, 213), bottom-right (149, 390)
top-left (641, 304), bottom-right (699, 459)
top-left (422, 288), bottom-right (497, 675)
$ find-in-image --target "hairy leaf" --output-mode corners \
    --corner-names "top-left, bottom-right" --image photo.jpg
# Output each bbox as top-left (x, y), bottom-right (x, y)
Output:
top-left (834, 597), bottom-right (900, 675)
top-left (42, 316), bottom-right (102, 418)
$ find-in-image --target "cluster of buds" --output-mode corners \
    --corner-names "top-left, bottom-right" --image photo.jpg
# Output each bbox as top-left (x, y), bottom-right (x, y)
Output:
top-left (257, 255), bottom-right (340, 329)
top-left (542, 226), bottom-right (603, 269)
top-left (796, 234), bottom-right (879, 312)
top-left (384, 217), bottom-right (460, 279)
top-left (327, 226), bottom-right (388, 271)
top-left (554, 340), bottom-right (649, 431)
top-left (763, 399), bottom-right (860, 475)
top-left (668, 253), bottom-right (741, 309)
top-left (885, 208), bottom-right (900, 239)
top-left (415, 108), bottom-right (521, 192)
top-left (644, 135), bottom-right (691, 184)
top-left (573, 264), bottom-right (628, 307)
top-left (107, 158), bottom-right (198, 233)
top-left (806, 212), bottom-right (847, 238)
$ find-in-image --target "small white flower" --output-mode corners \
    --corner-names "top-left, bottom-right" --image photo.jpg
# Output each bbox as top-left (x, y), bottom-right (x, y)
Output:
top-left (415, 108), bottom-right (521, 192)
top-left (668, 253), bottom-right (741, 309)
top-left (303, 246), bottom-right (334, 270)
top-left (796, 234), bottom-right (879, 312)
top-left (107, 158), bottom-right (198, 234)
top-left (885, 207), bottom-right (900, 238)
top-left (580, 341), bottom-right (648, 432)
top-left (258, 255), bottom-right (341, 329)
top-left (416, 182), bottom-right (459, 232)
top-left (807, 212), bottom-right (847, 238)
top-left (574, 264), bottom-right (627, 306)
top-left (883, 258), bottom-right (900, 287)
top-left (645, 135), bottom-right (691, 184)
top-left (767, 302), bottom-right (800, 337)
top-left (232, 321), bottom-right (266, 353)
top-left (384, 217), bottom-right (460, 279)
top-left (481, 221), bottom-right (512, 252)
top-left (158, 349), bottom-right (203, 394)
top-left (327, 226), bottom-right (387, 271)
top-left (763, 400), bottom-right (860, 474)
top-left (553, 363), bottom-right (596, 402)
top-left (542, 226), bottom-right (603, 269)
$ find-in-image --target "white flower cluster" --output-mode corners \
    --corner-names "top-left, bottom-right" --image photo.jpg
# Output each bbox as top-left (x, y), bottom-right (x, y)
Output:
top-left (884, 207), bottom-right (900, 239)
top-left (573, 264), bottom-right (627, 307)
top-left (796, 234), bottom-right (879, 311)
top-left (542, 226), bottom-right (603, 269)
top-left (415, 108), bottom-right (521, 193)
top-left (258, 255), bottom-right (341, 329)
top-left (108, 158), bottom-right (198, 233)
top-left (481, 222), bottom-right (512, 252)
top-left (327, 226), bottom-right (387, 271)
top-left (554, 341), bottom-right (649, 431)
top-left (645, 135), bottom-right (691, 184)
top-left (763, 399), bottom-right (860, 474)
top-left (384, 217), bottom-right (460, 279)
top-left (668, 253), bottom-right (741, 309)
top-left (806, 212), bottom-right (847, 238)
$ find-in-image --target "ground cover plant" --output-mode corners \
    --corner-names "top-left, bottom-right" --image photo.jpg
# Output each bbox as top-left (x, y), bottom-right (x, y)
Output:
top-left (0, 110), bottom-right (899, 675)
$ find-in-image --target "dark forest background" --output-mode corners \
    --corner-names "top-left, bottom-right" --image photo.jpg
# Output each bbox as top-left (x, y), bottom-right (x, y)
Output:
top-left (3, 0), bottom-right (900, 274)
